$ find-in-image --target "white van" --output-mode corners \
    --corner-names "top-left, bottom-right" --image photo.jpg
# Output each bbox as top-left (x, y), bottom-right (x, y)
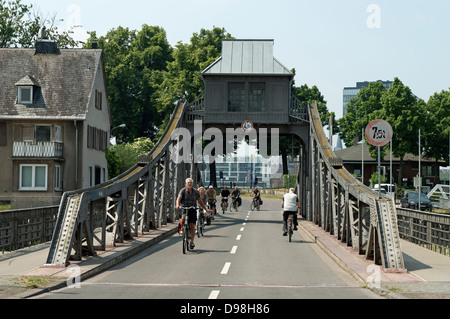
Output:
top-left (374, 184), bottom-right (396, 198)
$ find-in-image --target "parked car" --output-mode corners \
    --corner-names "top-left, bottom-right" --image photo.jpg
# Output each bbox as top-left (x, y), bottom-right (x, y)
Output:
top-left (400, 192), bottom-right (433, 210)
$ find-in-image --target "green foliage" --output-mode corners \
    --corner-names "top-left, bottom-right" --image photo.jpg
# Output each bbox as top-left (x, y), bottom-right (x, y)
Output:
top-left (107, 137), bottom-right (155, 178)
top-left (283, 175), bottom-right (297, 188)
top-left (0, 0), bottom-right (82, 48)
top-left (370, 172), bottom-right (387, 186)
top-left (85, 26), bottom-right (173, 143)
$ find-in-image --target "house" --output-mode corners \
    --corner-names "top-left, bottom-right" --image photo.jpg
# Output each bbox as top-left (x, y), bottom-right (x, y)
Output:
top-left (334, 143), bottom-right (446, 188)
top-left (0, 34), bottom-right (111, 209)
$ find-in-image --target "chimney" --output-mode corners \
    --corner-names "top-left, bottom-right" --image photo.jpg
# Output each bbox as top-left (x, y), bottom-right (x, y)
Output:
top-left (35, 26), bottom-right (60, 55)
top-left (91, 38), bottom-right (98, 49)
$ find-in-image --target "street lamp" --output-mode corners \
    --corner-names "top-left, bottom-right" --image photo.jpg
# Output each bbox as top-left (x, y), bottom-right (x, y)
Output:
top-left (110, 124), bottom-right (126, 137)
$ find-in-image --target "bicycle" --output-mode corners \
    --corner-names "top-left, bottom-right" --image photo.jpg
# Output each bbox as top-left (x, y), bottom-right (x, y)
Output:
top-left (221, 197), bottom-right (228, 214)
top-left (196, 209), bottom-right (205, 238)
top-left (287, 213), bottom-right (295, 242)
top-left (231, 197), bottom-right (239, 212)
top-left (251, 197), bottom-right (260, 211)
top-left (181, 206), bottom-right (196, 254)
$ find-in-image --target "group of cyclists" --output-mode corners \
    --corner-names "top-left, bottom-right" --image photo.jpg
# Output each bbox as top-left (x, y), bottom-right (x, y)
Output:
top-left (176, 178), bottom-right (300, 249)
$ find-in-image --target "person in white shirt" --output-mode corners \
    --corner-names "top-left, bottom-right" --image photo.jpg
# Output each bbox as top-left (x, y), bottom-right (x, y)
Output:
top-left (281, 188), bottom-right (300, 236)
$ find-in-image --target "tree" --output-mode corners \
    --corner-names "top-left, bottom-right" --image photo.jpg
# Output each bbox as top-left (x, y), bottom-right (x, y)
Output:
top-left (423, 89), bottom-right (450, 180)
top-left (156, 27), bottom-right (233, 136)
top-left (85, 25), bottom-right (173, 142)
top-left (379, 78), bottom-right (425, 185)
top-left (106, 137), bottom-right (155, 178)
top-left (0, 0), bottom-right (82, 48)
top-left (338, 81), bottom-right (387, 147)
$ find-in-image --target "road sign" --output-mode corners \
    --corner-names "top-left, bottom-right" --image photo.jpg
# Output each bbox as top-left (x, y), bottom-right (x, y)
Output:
top-left (365, 119), bottom-right (393, 147)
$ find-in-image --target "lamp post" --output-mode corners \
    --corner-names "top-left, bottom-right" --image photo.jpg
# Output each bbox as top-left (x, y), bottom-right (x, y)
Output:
top-left (110, 124), bottom-right (126, 145)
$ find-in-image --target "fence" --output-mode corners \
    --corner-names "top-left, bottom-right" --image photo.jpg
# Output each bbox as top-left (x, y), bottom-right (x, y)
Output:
top-left (0, 206), bottom-right (59, 253)
top-left (396, 207), bottom-right (450, 256)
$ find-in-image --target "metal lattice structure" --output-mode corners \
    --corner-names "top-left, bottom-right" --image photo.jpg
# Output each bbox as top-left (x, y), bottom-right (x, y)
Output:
top-left (305, 102), bottom-right (404, 269)
top-left (46, 101), bottom-right (193, 265)
top-left (46, 98), bottom-right (405, 270)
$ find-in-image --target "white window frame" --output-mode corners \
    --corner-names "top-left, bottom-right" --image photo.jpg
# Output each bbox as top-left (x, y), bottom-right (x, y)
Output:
top-left (18, 86), bottom-right (33, 104)
top-left (19, 164), bottom-right (48, 191)
top-left (55, 165), bottom-right (62, 191)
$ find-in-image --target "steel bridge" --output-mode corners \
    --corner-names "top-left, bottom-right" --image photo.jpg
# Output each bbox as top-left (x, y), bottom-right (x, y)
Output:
top-left (45, 98), bottom-right (405, 270)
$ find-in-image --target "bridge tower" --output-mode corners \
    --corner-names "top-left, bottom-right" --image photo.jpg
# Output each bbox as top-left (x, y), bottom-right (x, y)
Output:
top-left (184, 39), bottom-right (309, 214)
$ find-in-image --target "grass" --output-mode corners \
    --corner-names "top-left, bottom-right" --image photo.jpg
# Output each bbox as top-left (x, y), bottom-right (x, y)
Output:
top-left (8, 276), bottom-right (57, 289)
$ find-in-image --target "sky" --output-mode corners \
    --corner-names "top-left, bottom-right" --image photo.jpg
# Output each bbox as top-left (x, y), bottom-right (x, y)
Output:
top-left (23, 0), bottom-right (450, 121)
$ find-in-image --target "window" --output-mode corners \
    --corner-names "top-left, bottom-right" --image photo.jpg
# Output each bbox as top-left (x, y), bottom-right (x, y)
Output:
top-left (228, 83), bottom-right (245, 112)
top-left (248, 83), bottom-right (266, 112)
top-left (18, 86), bottom-right (33, 104)
top-left (95, 90), bottom-right (102, 110)
top-left (55, 165), bottom-right (62, 190)
top-left (35, 125), bottom-right (51, 142)
top-left (19, 164), bottom-right (47, 190)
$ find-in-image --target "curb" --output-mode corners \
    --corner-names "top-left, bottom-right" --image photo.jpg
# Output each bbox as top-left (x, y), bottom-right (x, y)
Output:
top-left (14, 224), bottom-right (179, 299)
top-left (297, 220), bottom-right (406, 299)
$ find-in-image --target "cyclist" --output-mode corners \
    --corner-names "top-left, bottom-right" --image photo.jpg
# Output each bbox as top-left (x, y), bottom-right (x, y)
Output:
top-left (206, 185), bottom-right (217, 220)
top-left (220, 186), bottom-right (231, 212)
top-left (231, 186), bottom-right (241, 209)
top-left (282, 188), bottom-right (300, 236)
top-left (198, 186), bottom-right (208, 225)
top-left (176, 178), bottom-right (211, 249)
top-left (252, 186), bottom-right (261, 207)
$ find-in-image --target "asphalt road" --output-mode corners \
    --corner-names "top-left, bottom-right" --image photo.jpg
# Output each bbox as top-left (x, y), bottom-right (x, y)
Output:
top-left (33, 197), bottom-right (380, 300)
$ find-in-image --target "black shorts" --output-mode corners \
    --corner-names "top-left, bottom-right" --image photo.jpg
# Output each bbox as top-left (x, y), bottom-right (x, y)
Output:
top-left (207, 199), bottom-right (216, 208)
top-left (181, 207), bottom-right (197, 224)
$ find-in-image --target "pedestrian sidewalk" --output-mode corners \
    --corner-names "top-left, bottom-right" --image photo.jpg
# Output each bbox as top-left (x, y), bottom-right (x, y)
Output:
top-left (298, 219), bottom-right (450, 299)
top-left (0, 223), bottom-right (179, 299)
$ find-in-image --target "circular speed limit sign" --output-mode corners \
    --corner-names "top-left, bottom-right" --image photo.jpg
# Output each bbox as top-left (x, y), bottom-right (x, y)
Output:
top-left (365, 119), bottom-right (393, 147)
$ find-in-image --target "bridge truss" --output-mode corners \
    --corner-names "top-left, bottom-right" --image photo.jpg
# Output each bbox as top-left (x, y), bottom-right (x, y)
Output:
top-left (46, 100), bottom-right (404, 270)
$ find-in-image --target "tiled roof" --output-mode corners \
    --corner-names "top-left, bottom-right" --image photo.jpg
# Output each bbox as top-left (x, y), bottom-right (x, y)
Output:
top-left (334, 143), bottom-right (444, 164)
top-left (0, 46), bottom-right (103, 119)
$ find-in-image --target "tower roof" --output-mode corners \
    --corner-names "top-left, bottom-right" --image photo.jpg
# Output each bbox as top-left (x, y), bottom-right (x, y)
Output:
top-left (201, 39), bottom-right (293, 76)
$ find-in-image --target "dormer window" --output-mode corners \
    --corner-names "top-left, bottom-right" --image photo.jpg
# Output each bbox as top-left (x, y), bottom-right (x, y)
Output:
top-left (18, 86), bottom-right (33, 104)
top-left (15, 75), bottom-right (44, 107)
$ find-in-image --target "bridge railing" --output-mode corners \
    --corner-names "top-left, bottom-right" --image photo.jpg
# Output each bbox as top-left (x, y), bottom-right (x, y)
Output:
top-left (396, 207), bottom-right (450, 256)
top-left (306, 101), bottom-right (405, 270)
top-left (0, 206), bottom-right (58, 253)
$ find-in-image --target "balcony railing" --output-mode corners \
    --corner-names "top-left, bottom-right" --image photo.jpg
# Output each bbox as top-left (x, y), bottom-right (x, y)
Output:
top-left (13, 141), bottom-right (63, 158)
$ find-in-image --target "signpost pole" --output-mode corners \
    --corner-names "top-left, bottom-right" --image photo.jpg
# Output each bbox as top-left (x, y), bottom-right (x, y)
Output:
top-left (378, 146), bottom-right (381, 198)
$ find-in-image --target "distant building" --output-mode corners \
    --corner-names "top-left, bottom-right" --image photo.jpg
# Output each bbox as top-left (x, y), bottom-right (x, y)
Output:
top-left (343, 80), bottom-right (393, 116)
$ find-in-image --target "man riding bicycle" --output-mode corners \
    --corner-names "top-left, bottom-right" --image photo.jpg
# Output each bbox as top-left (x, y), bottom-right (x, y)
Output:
top-left (176, 178), bottom-right (211, 249)
top-left (252, 186), bottom-right (261, 206)
top-left (220, 186), bottom-right (231, 212)
top-left (206, 185), bottom-right (217, 220)
top-left (231, 186), bottom-right (241, 209)
top-left (282, 188), bottom-right (300, 236)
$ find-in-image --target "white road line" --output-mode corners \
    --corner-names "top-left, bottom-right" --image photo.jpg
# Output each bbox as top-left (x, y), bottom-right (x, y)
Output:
top-left (230, 246), bottom-right (238, 254)
top-left (243, 222), bottom-right (246, 225)
top-left (236, 234), bottom-right (242, 240)
top-left (221, 262), bottom-right (231, 274)
top-left (209, 290), bottom-right (220, 299)
top-left (240, 227), bottom-right (245, 231)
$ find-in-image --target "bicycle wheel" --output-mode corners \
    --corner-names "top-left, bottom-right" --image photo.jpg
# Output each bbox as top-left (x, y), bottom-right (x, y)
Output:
top-left (251, 201), bottom-right (255, 211)
top-left (288, 223), bottom-right (292, 242)
top-left (185, 225), bottom-right (190, 252)
top-left (182, 229), bottom-right (187, 254)
top-left (196, 221), bottom-right (200, 238)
